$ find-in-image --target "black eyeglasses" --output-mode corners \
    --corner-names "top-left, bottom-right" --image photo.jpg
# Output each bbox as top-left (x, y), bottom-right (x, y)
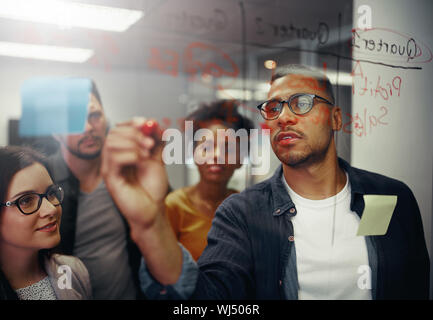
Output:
top-left (0, 185), bottom-right (64, 215)
top-left (257, 93), bottom-right (334, 120)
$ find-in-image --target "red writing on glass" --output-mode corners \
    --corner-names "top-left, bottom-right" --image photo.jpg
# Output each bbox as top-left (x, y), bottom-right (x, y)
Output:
top-left (147, 42), bottom-right (239, 89)
top-left (351, 61), bottom-right (402, 100)
top-left (342, 106), bottom-right (388, 137)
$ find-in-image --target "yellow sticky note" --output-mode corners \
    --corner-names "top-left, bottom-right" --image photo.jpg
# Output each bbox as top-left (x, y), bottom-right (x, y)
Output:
top-left (356, 195), bottom-right (397, 236)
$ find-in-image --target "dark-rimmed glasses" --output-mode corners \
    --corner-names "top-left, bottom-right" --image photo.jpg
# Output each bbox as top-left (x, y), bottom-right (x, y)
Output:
top-left (0, 185), bottom-right (64, 215)
top-left (257, 93), bottom-right (334, 120)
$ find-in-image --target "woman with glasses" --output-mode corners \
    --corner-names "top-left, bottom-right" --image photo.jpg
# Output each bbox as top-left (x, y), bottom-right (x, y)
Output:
top-left (0, 146), bottom-right (91, 300)
top-left (165, 100), bottom-right (255, 261)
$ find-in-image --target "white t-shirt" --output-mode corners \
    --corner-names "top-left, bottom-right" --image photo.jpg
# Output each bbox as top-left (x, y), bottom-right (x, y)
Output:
top-left (282, 173), bottom-right (372, 300)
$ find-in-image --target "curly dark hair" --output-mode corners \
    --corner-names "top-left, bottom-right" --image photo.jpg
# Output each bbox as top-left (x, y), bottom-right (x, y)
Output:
top-left (186, 100), bottom-right (255, 137)
top-left (184, 100), bottom-right (256, 162)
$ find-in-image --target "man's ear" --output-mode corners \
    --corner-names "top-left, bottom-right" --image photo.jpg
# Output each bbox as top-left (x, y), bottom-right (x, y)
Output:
top-left (331, 106), bottom-right (342, 131)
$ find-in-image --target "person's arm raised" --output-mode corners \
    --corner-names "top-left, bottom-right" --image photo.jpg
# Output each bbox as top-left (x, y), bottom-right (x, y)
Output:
top-left (101, 117), bottom-right (182, 285)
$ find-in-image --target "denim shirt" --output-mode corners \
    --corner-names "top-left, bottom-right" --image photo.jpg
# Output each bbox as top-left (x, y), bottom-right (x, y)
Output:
top-left (139, 158), bottom-right (429, 300)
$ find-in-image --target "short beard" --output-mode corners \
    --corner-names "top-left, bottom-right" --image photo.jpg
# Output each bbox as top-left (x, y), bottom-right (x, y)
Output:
top-left (63, 136), bottom-right (103, 160)
top-left (275, 132), bottom-right (332, 169)
top-left (66, 146), bottom-right (101, 160)
top-left (280, 149), bottom-right (325, 169)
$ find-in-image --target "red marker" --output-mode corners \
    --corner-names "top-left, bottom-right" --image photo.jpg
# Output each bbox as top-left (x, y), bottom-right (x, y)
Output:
top-left (123, 120), bottom-right (161, 183)
top-left (141, 120), bottom-right (158, 136)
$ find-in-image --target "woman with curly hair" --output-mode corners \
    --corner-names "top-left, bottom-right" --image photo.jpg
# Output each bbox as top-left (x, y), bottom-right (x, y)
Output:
top-left (165, 100), bottom-right (254, 261)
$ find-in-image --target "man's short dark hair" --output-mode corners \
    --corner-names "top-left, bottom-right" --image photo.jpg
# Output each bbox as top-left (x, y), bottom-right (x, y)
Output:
top-left (271, 64), bottom-right (335, 104)
top-left (90, 80), bottom-right (102, 106)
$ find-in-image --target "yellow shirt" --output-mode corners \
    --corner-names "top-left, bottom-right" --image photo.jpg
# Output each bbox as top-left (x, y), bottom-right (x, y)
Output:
top-left (165, 187), bottom-right (237, 261)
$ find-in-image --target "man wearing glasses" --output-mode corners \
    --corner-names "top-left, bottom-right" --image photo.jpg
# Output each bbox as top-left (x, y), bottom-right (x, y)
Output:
top-left (102, 64), bottom-right (429, 299)
top-left (46, 81), bottom-right (143, 299)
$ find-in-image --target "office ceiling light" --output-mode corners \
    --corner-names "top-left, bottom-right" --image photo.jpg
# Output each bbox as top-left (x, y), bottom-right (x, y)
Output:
top-left (264, 60), bottom-right (276, 69)
top-left (0, 41), bottom-right (94, 63)
top-left (0, 0), bottom-right (144, 32)
top-left (326, 71), bottom-right (352, 86)
top-left (216, 89), bottom-right (252, 101)
top-left (256, 82), bottom-right (271, 92)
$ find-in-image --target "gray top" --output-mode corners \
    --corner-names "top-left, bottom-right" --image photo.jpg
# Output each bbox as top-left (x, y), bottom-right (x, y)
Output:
top-left (44, 254), bottom-right (92, 300)
top-left (74, 181), bottom-right (136, 299)
top-left (16, 276), bottom-right (57, 300)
